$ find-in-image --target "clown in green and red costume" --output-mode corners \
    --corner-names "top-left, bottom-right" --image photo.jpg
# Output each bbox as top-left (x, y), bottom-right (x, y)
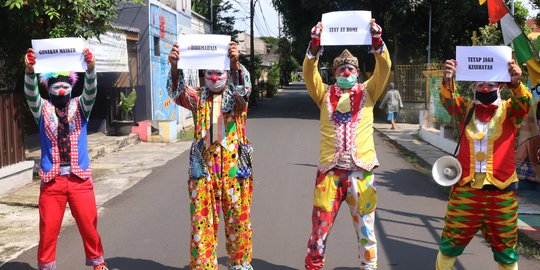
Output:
top-left (435, 58), bottom-right (532, 270)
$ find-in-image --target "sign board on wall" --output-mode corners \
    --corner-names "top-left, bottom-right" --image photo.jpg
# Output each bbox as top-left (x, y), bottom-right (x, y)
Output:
top-left (87, 32), bottom-right (129, 73)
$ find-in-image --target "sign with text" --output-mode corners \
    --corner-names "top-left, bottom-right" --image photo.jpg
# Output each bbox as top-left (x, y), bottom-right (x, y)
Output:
top-left (456, 46), bottom-right (512, 82)
top-left (320, 11), bottom-right (372, 46)
top-left (177, 34), bottom-right (231, 70)
top-left (32, 38), bottom-right (86, 73)
top-left (87, 32), bottom-right (129, 73)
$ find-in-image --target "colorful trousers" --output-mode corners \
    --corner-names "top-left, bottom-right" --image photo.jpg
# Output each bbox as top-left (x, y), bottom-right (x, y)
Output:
top-left (189, 142), bottom-right (253, 270)
top-left (38, 174), bottom-right (104, 270)
top-left (305, 169), bottom-right (378, 270)
top-left (438, 185), bottom-right (519, 266)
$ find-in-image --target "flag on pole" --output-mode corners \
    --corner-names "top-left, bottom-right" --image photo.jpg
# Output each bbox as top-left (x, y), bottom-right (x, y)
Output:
top-left (485, 0), bottom-right (540, 88)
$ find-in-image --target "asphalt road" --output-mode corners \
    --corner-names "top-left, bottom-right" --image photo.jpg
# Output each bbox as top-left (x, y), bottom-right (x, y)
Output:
top-left (3, 83), bottom-right (540, 270)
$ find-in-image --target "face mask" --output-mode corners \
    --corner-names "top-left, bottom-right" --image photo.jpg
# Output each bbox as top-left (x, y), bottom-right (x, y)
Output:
top-left (205, 78), bottom-right (228, 93)
top-left (336, 75), bottom-right (357, 89)
top-left (475, 90), bottom-right (499, 105)
top-left (49, 93), bottom-right (71, 108)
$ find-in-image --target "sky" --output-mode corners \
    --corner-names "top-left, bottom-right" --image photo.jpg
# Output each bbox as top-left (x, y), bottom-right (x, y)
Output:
top-left (228, 0), bottom-right (539, 38)
top-left (229, 0), bottom-right (280, 37)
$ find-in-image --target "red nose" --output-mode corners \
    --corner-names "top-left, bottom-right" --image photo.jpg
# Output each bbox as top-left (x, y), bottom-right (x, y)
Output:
top-left (481, 87), bottom-right (489, 93)
top-left (59, 90), bottom-right (66, 96)
top-left (344, 69), bottom-right (351, 77)
top-left (211, 75), bottom-right (218, 82)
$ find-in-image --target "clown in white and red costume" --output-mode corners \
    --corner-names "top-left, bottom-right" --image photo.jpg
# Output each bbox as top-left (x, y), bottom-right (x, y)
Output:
top-left (435, 59), bottom-right (531, 270)
top-left (167, 41), bottom-right (254, 270)
top-left (24, 48), bottom-right (109, 270)
top-left (302, 19), bottom-right (391, 270)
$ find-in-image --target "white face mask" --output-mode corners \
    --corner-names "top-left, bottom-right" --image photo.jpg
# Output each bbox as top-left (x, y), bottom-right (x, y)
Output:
top-left (205, 78), bottom-right (228, 92)
top-left (205, 70), bottom-right (228, 93)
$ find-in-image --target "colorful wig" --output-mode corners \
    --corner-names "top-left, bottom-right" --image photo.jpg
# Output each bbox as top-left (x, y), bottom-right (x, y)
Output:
top-left (39, 71), bottom-right (78, 89)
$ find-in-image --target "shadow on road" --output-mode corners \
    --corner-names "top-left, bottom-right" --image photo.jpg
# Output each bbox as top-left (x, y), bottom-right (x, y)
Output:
top-left (106, 257), bottom-right (185, 270)
top-left (376, 168), bottom-right (447, 200)
top-left (217, 257), bottom-right (298, 269)
top-left (0, 262), bottom-right (36, 270)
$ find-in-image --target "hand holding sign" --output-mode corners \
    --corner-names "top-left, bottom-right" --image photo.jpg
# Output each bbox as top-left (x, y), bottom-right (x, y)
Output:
top-left (310, 22), bottom-right (323, 47)
top-left (508, 59), bottom-right (522, 88)
top-left (83, 48), bottom-right (95, 70)
top-left (177, 34), bottom-right (231, 70)
top-left (370, 19), bottom-right (383, 49)
top-left (229, 42), bottom-right (240, 70)
top-left (24, 48), bottom-right (36, 74)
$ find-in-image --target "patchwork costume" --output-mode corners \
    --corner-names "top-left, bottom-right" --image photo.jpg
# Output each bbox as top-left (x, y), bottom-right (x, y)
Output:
top-left (167, 65), bottom-right (253, 270)
top-left (24, 53), bottom-right (107, 270)
top-left (302, 23), bottom-right (391, 270)
top-left (436, 79), bottom-right (531, 270)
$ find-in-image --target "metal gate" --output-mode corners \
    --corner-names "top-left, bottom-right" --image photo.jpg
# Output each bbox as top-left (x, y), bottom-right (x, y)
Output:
top-left (0, 92), bottom-right (25, 167)
top-left (394, 63), bottom-right (443, 102)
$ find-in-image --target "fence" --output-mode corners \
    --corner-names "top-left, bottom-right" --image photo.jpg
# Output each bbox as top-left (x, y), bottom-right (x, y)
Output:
top-left (0, 92), bottom-right (25, 167)
top-left (394, 63), bottom-right (444, 102)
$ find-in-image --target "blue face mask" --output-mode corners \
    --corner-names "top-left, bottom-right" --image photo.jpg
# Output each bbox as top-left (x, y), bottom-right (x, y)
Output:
top-left (336, 75), bottom-right (357, 89)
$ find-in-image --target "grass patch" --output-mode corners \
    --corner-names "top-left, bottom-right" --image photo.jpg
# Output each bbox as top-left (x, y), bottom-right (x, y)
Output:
top-left (177, 126), bottom-right (195, 141)
top-left (517, 230), bottom-right (540, 261)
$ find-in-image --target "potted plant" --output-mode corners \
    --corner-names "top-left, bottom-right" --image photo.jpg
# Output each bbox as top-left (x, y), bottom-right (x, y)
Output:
top-left (112, 88), bottom-right (137, 136)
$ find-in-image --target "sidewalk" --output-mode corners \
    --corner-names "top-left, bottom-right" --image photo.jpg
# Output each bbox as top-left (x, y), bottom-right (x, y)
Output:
top-left (0, 132), bottom-right (191, 265)
top-left (373, 122), bottom-right (540, 245)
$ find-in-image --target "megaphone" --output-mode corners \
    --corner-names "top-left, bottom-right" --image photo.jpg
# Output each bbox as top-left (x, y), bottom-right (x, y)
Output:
top-left (432, 156), bottom-right (462, 186)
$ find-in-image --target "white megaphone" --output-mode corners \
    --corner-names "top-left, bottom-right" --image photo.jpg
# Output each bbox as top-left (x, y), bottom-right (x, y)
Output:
top-left (432, 156), bottom-right (462, 186)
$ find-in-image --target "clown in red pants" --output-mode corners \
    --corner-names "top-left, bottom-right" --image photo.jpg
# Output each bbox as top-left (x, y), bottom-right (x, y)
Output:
top-left (39, 175), bottom-right (104, 269)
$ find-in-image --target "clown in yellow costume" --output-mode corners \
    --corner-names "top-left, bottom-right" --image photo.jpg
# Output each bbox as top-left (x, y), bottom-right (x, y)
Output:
top-left (167, 41), bottom-right (254, 270)
top-left (302, 19), bottom-right (391, 270)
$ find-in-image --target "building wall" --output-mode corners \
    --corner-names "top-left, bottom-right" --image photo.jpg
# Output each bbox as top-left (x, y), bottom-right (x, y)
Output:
top-left (116, 2), bottom-right (151, 122)
top-left (237, 32), bottom-right (267, 55)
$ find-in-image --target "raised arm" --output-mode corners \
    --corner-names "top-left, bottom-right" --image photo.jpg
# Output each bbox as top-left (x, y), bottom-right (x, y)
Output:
top-left (228, 41), bottom-right (251, 109)
top-left (80, 48), bottom-right (97, 120)
top-left (23, 48), bottom-right (43, 124)
top-left (167, 42), bottom-right (200, 110)
top-left (438, 59), bottom-right (470, 122)
top-left (303, 22), bottom-right (327, 107)
top-left (365, 19), bottom-right (392, 102)
top-left (506, 60), bottom-right (532, 125)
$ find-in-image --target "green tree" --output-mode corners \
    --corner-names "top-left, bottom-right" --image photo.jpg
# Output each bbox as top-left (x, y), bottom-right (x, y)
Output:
top-left (271, 0), bottom-right (527, 67)
top-left (0, 0), bottom-right (142, 87)
top-left (260, 36), bottom-right (279, 53)
top-left (192, 0), bottom-right (239, 38)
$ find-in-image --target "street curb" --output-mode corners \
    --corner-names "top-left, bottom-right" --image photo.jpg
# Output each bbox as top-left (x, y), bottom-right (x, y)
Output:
top-left (88, 133), bottom-right (140, 160)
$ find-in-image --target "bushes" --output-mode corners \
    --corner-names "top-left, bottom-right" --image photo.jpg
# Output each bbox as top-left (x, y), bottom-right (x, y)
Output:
top-left (265, 63), bottom-right (280, 97)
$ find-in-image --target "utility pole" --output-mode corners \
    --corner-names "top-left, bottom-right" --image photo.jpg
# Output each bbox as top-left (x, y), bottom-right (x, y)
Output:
top-left (427, 5), bottom-right (432, 64)
top-left (250, 0), bottom-right (255, 81)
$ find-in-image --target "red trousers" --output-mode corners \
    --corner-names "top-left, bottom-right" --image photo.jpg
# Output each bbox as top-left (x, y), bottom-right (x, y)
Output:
top-left (38, 174), bottom-right (104, 269)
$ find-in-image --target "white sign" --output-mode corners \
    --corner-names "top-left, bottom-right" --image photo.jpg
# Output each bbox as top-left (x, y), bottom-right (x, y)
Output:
top-left (87, 32), bottom-right (129, 73)
top-left (177, 34), bottom-right (231, 70)
top-left (321, 11), bottom-right (372, 46)
top-left (456, 46), bottom-right (512, 82)
top-left (32, 38), bottom-right (86, 73)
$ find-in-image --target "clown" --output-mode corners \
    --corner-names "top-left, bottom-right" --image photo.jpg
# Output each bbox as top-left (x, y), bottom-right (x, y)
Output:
top-left (167, 41), bottom-right (253, 270)
top-left (23, 48), bottom-right (108, 270)
top-left (302, 19), bottom-right (391, 270)
top-left (435, 59), bottom-right (532, 270)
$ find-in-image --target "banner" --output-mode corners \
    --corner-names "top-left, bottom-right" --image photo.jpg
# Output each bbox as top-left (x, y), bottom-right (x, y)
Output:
top-left (320, 11), bottom-right (372, 46)
top-left (177, 34), bottom-right (231, 70)
top-left (455, 46), bottom-right (512, 82)
top-left (87, 32), bottom-right (129, 73)
top-left (32, 38), bottom-right (86, 73)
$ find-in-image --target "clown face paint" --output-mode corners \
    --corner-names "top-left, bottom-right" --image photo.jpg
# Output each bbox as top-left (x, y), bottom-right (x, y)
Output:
top-left (474, 82), bottom-right (501, 105)
top-left (204, 70), bottom-right (228, 93)
top-left (48, 82), bottom-right (73, 107)
top-left (49, 82), bottom-right (73, 96)
top-left (335, 64), bottom-right (358, 89)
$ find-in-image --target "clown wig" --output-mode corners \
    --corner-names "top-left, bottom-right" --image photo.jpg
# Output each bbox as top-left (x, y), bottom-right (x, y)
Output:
top-left (39, 71), bottom-right (78, 89)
